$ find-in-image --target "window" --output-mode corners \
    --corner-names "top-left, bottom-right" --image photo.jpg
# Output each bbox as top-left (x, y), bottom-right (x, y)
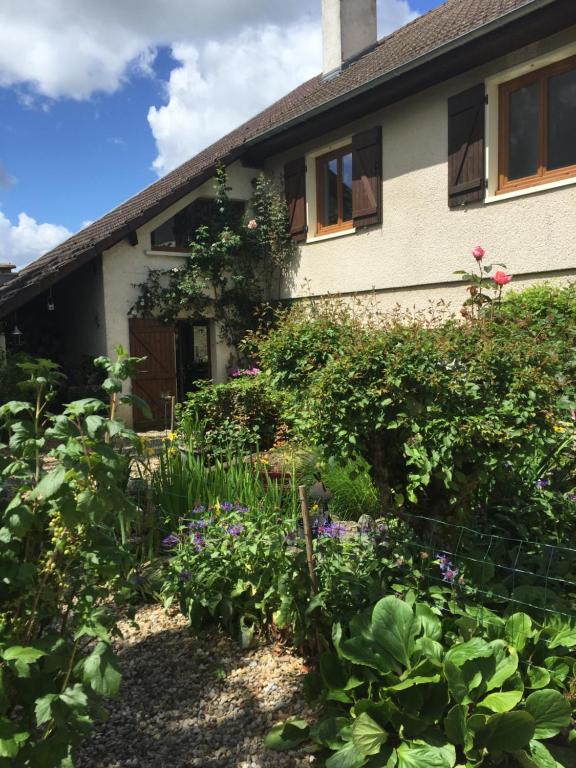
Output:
top-left (150, 198), bottom-right (245, 251)
top-left (315, 146), bottom-right (354, 235)
top-left (498, 55), bottom-right (576, 193)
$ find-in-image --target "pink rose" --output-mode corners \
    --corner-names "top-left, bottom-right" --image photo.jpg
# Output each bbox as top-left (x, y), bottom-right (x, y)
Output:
top-left (472, 246), bottom-right (485, 262)
top-left (493, 271), bottom-right (512, 286)
top-left (247, 219), bottom-right (258, 230)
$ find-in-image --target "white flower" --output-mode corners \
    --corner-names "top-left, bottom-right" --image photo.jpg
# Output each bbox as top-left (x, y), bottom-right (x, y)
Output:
top-left (247, 219), bottom-right (258, 230)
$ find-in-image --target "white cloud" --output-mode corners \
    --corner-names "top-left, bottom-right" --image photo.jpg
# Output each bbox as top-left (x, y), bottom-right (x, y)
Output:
top-left (0, 211), bottom-right (71, 268)
top-left (0, 1), bottom-right (418, 100)
top-left (148, 23), bottom-right (322, 175)
top-left (147, 0), bottom-right (419, 175)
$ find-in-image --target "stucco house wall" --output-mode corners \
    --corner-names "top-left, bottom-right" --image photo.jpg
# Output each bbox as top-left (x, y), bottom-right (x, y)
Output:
top-left (100, 161), bottom-right (255, 385)
top-left (266, 25), bottom-right (576, 312)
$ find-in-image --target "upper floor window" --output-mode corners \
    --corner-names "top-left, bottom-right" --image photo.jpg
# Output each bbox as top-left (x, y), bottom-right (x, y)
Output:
top-left (316, 146), bottom-right (354, 235)
top-left (498, 55), bottom-right (576, 194)
top-left (150, 198), bottom-right (245, 251)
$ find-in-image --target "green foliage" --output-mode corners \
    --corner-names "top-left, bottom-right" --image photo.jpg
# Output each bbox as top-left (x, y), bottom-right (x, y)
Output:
top-left (131, 167), bottom-right (295, 347)
top-left (270, 597), bottom-right (576, 767)
top-left (0, 353), bottom-right (141, 766)
top-left (177, 373), bottom-right (291, 458)
top-left (249, 286), bottom-right (576, 539)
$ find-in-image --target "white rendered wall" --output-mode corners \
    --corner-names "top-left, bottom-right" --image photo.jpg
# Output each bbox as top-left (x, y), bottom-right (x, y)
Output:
top-left (268, 26), bottom-right (576, 309)
top-left (101, 161), bottom-right (255, 424)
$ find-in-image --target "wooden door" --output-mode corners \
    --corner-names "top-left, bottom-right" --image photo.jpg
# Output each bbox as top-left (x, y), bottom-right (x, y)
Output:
top-left (128, 318), bottom-right (177, 431)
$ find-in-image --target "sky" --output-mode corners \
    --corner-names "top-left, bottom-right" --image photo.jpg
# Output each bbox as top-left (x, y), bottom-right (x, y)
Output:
top-left (0, 0), bottom-right (441, 268)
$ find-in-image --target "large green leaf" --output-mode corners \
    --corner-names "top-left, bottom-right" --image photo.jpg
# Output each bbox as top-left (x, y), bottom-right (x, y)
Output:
top-left (548, 625), bottom-right (576, 650)
top-left (485, 641), bottom-right (518, 691)
top-left (444, 638), bottom-right (493, 668)
top-left (396, 742), bottom-right (456, 768)
top-left (82, 643), bottom-right (121, 697)
top-left (326, 741), bottom-right (368, 768)
top-left (505, 613), bottom-right (533, 652)
top-left (28, 466), bottom-right (67, 501)
top-left (310, 717), bottom-right (349, 750)
top-left (415, 604), bottom-right (442, 641)
top-left (0, 718), bottom-right (29, 758)
top-left (514, 740), bottom-right (561, 768)
top-left (340, 636), bottom-right (394, 674)
top-left (479, 690), bottom-right (523, 713)
top-left (371, 597), bottom-right (417, 668)
top-left (443, 661), bottom-right (470, 705)
top-left (265, 720), bottom-right (310, 751)
top-left (444, 704), bottom-right (467, 746)
top-left (475, 711), bottom-right (535, 752)
top-left (352, 714), bottom-right (388, 756)
top-left (524, 690), bottom-right (571, 739)
top-left (2, 645), bottom-right (47, 677)
top-left (525, 666), bottom-right (551, 690)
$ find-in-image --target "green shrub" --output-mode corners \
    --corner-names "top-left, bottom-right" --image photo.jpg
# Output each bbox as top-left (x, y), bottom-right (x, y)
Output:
top-left (268, 596), bottom-right (576, 767)
top-left (177, 373), bottom-right (291, 457)
top-left (0, 352), bottom-right (143, 766)
top-left (250, 286), bottom-right (576, 539)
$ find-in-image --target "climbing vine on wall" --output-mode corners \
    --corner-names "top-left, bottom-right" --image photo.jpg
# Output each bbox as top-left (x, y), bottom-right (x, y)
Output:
top-left (130, 165), bottom-right (295, 348)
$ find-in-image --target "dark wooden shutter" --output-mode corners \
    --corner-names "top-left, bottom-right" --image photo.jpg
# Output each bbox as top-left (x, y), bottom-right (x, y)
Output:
top-left (448, 84), bottom-right (486, 208)
top-left (128, 318), bottom-right (177, 430)
top-left (352, 126), bottom-right (382, 229)
top-left (284, 157), bottom-right (307, 242)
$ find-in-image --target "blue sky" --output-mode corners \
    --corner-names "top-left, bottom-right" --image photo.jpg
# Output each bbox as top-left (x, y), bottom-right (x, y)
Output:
top-left (0, 0), bottom-right (441, 266)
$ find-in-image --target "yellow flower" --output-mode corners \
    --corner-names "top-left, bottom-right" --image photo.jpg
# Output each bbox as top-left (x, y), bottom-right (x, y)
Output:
top-left (167, 431), bottom-right (176, 442)
top-left (553, 425), bottom-right (566, 434)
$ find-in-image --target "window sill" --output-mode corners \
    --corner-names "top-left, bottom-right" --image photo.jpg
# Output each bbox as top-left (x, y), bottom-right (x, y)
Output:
top-left (306, 226), bottom-right (356, 244)
top-left (145, 249), bottom-right (190, 257)
top-left (486, 174), bottom-right (576, 204)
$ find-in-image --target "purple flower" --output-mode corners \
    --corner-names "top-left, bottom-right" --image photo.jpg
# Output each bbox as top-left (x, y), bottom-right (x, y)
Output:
top-left (318, 522), bottom-right (346, 539)
top-left (234, 504), bottom-right (250, 514)
top-left (189, 519), bottom-right (211, 531)
top-left (227, 524), bottom-right (245, 537)
top-left (437, 552), bottom-right (460, 584)
top-left (192, 533), bottom-right (206, 552)
top-left (219, 502), bottom-right (234, 513)
top-left (536, 478), bottom-right (551, 489)
top-left (443, 568), bottom-right (460, 584)
top-left (129, 574), bottom-right (144, 586)
top-left (284, 531), bottom-right (297, 544)
top-left (568, 493), bottom-right (576, 503)
top-left (162, 534), bottom-right (179, 548)
top-left (191, 505), bottom-right (206, 515)
top-left (179, 570), bottom-right (192, 582)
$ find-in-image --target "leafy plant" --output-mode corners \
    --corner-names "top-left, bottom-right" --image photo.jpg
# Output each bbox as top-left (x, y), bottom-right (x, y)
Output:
top-left (177, 373), bottom-right (291, 458)
top-left (131, 166), bottom-right (295, 348)
top-left (269, 597), bottom-right (576, 767)
top-left (0, 353), bottom-right (141, 766)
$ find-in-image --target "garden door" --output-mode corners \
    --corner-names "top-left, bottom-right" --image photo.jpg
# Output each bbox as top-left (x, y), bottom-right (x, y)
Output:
top-left (128, 318), bottom-right (177, 431)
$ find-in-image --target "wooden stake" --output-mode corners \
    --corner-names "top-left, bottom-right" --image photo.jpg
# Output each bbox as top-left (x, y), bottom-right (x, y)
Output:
top-left (170, 395), bottom-right (176, 433)
top-left (298, 485), bottom-right (318, 595)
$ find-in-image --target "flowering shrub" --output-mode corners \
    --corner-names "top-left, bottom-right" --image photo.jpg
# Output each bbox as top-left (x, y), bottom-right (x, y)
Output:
top-left (268, 596), bottom-right (576, 767)
top-left (250, 281), bottom-right (576, 540)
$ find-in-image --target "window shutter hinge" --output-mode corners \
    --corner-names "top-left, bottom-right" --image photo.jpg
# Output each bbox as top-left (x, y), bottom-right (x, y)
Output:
top-left (484, 94), bottom-right (489, 105)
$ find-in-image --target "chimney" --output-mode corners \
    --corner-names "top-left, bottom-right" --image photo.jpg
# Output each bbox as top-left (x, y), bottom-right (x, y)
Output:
top-left (322, 0), bottom-right (377, 78)
top-left (0, 264), bottom-right (16, 286)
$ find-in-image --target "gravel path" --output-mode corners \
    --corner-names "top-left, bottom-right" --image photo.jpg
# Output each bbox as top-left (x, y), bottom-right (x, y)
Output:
top-left (76, 605), bottom-right (315, 768)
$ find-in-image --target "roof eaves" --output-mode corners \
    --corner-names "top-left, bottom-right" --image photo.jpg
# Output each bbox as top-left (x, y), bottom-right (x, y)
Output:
top-left (243, 0), bottom-right (549, 148)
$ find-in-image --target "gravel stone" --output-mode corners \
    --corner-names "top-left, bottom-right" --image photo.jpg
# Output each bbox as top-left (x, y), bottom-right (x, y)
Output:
top-left (75, 605), bottom-right (314, 768)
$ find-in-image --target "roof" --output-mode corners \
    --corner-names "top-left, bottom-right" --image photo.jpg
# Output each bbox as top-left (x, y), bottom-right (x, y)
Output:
top-left (0, 0), bottom-right (551, 317)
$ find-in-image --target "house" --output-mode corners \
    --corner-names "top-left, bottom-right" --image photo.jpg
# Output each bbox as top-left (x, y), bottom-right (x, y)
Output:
top-left (1, 0), bottom-right (575, 428)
